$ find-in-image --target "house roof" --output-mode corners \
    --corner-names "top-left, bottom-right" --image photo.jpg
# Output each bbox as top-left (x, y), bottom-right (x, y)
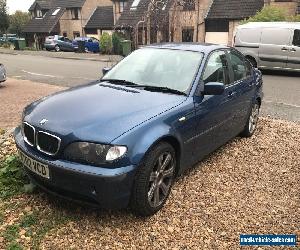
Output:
top-left (23, 8), bottom-right (65, 33)
top-left (52, 0), bottom-right (86, 8)
top-left (85, 6), bottom-right (114, 29)
top-left (29, 0), bottom-right (85, 11)
top-left (29, 1), bottom-right (53, 11)
top-left (117, 0), bottom-right (173, 28)
top-left (206, 0), bottom-right (264, 20)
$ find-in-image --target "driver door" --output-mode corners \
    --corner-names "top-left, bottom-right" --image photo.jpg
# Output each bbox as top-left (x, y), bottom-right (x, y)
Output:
top-left (192, 50), bottom-right (237, 161)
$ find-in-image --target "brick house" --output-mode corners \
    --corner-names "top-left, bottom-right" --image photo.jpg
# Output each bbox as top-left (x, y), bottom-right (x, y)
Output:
top-left (265, 0), bottom-right (300, 15)
top-left (23, 0), bottom-right (112, 49)
top-left (84, 6), bottom-right (114, 38)
top-left (115, 0), bottom-right (263, 46)
top-left (117, 0), bottom-right (299, 47)
top-left (205, 0), bottom-right (264, 45)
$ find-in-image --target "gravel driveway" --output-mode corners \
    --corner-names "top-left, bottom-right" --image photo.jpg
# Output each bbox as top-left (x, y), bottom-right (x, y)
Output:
top-left (0, 118), bottom-right (299, 249)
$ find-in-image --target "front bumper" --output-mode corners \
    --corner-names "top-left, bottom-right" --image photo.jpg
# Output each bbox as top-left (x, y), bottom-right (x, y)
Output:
top-left (14, 127), bottom-right (137, 209)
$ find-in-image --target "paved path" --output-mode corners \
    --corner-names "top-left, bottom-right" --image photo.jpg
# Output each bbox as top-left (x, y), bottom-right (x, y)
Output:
top-left (0, 48), bottom-right (122, 62)
top-left (0, 78), bottom-right (64, 129)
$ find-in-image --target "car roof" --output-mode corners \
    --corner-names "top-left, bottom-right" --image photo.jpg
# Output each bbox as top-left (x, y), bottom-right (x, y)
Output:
top-left (237, 22), bottom-right (300, 29)
top-left (144, 43), bottom-right (228, 53)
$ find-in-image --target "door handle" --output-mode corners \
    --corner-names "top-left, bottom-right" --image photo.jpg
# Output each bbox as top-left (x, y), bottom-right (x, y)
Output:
top-left (281, 47), bottom-right (288, 51)
top-left (290, 48), bottom-right (297, 52)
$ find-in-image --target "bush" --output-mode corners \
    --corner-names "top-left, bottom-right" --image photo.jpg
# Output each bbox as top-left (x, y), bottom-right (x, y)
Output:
top-left (100, 32), bottom-right (112, 54)
top-left (112, 32), bottom-right (125, 55)
top-left (243, 6), bottom-right (288, 23)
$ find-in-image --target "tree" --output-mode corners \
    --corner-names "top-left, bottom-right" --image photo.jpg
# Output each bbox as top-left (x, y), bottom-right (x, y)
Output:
top-left (244, 6), bottom-right (287, 23)
top-left (100, 32), bottom-right (112, 54)
top-left (0, 0), bottom-right (9, 34)
top-left (8, 11), bottom-right (30, 37)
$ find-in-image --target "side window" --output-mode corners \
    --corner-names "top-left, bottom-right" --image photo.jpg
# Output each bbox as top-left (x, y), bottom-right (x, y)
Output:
top-left (202, 51), bottom-right (229, 85)
top-left (58, 37), bottom-right (64, 41)
top-left (227, 51), bottom-right (248, 82)
top-left (292, 29), bottom-right (300, 47)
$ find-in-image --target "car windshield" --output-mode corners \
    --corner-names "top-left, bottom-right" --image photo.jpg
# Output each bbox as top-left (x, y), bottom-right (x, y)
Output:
top-left (102, 48), bottom-right (203, 93)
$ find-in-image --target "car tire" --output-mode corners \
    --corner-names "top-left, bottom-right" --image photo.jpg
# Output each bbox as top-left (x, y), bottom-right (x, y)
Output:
top-left (54, 45), bottom-right (60, 52)
top-left (130, 142), bottom-right (176, 217)
top-left (240, 100), bottom-right (260, 138)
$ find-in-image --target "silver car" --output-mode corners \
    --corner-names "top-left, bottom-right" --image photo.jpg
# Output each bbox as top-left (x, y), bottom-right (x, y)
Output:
top-left (234, 22), bottom-right (300, 71)
top-left (0, 63), bottom-right (6, 83)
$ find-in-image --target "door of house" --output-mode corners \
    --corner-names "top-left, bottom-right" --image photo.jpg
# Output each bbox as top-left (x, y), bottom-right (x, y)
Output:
top-left (182, 28), bottom-right (194, 42)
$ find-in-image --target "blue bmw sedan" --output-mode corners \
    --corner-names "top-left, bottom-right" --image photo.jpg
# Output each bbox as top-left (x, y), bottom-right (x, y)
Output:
top-left (14, 43), bottom-right (263, 216)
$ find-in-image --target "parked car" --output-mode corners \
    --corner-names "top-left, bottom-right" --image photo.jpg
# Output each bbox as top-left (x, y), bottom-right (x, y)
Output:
top-left (15, 43), bottom-right (263, 216)
top-left (72, 37), bottom-right (100, 53)
top-left (234, 22), bottom-right (300, 71)
top-left (44, 35), bottom-right (74, 52)
top-left (0, 63), bottom-right (6, 83)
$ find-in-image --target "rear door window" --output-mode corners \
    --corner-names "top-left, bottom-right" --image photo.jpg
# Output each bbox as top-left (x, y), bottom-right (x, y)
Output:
top-left (292, 29), bottom-right (300, 47)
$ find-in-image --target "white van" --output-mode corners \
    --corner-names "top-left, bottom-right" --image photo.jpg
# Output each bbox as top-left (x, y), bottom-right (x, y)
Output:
top-left (234, 22), bottom-right (300, 71)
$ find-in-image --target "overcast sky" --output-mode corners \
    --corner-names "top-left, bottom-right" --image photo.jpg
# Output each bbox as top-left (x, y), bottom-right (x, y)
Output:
top-left (7, 0), bottom-right (35, 14)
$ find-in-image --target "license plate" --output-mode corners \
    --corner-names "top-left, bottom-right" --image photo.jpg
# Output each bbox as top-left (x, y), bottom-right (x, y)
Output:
top-left (18, 150), bottom-right (50, 179)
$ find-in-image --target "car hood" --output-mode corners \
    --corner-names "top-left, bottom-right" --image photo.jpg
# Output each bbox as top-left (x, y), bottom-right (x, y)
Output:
top-left (24, 82), bottom-right (185, 143)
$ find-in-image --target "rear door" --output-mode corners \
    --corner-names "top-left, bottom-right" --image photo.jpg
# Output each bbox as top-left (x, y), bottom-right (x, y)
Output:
top-left (259, 28), bottom-right (293, 69)
top-left (226, 49), bottom-right (256, 131)
top-left (287, 29), bottom-right (300, 70)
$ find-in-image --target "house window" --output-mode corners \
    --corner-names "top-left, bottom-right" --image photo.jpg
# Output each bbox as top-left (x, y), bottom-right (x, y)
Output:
top-left (205, 20), bottom-right (229, 32)
top-left (71, 8), bottom-right (79, 20)
top-left (182, 28), bottom-right (194, 42)
top-left (130, 0), bottom-right (141, 10)
top-left (63, 32), bottom-right (68, 37)
top-left (182, 0), bottom-right (195, 11)
top-left (73, 32), bottom-right (80, 38)
top-left (119, 1), bottom-right (126, 13)
top-left (36, 9), bottom-right (42, 18)
top-left (52, 8), bottom-right (61, 16)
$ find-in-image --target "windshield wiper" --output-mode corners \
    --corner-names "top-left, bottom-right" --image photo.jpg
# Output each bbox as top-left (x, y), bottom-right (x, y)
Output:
top-left (132, 85), bottom-right (187, 96)
top-left (100, 78), bottom-right (138, 86)
top-left (100, 79), bottom-right (186, 96)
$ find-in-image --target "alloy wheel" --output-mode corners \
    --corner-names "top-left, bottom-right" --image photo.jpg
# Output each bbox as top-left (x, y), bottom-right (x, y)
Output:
top-left (249, 103), bottom-right (259, 134)
top-left (148, 152), bottom-right (175, 208)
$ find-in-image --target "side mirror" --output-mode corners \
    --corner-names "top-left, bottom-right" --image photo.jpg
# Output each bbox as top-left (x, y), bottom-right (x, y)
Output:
top-left (102, 67), bottom-right (111, 76)
top-left (203, 82), bottom-right (225, 95)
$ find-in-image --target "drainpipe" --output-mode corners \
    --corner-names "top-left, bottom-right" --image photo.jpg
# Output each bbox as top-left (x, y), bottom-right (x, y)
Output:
top-left (196, 0), bottom-right (200, 42)
top-left (136, 20), bottom-right (145, 48)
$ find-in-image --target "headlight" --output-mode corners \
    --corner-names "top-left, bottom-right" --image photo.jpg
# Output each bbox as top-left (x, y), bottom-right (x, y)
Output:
top-left (64, 142), bottom-right (127, 165)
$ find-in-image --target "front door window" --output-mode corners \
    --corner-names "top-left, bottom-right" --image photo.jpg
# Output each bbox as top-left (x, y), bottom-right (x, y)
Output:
top-left (202, 50), bottom-right (229, 85)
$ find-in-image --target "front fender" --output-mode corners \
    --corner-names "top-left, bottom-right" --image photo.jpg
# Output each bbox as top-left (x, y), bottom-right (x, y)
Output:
top-left (112, 120), bottom-right (183, 166)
